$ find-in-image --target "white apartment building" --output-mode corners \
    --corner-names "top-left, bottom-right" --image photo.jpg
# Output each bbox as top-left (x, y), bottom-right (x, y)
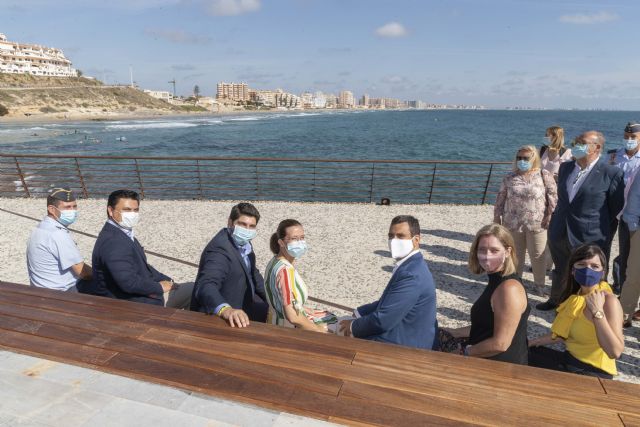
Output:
top-left (0, 33), bottom-right (78, 77)
top-left (216, 82), bottom-right (249, 102)
top-left (143, 90), bottom-right (173, 102)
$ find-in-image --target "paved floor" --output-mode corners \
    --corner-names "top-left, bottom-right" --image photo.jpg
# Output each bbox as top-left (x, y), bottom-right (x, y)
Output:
top-left (0, 350), bottom-right (341, 427)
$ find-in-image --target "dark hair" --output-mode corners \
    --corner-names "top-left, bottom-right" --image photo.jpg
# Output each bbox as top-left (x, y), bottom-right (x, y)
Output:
top-left (229, 203), bottom-right (260, 224)
top-left (46, 195), bottom-right (62, 208)
top-left (559, 243), bottom-right (608, 303)
top-left (107, 189), bottom-right (140, 210)
top-left (390, 215), bottom-right (420, 236)
top-left (270, 219), bottom-right (302, 254)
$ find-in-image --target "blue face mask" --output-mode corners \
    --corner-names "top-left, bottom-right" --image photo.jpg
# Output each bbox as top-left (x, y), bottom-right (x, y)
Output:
top-left (56, 208), bottom-right (78, 227)
top-left (287, 240), bottom-right (308, 259)
top-left (231, 225), bottom-right (256, 246)
top-left (573, 267), bottom-right (603, 287)
top-left (624, 138), bottom-right (638, 151)
top-left (572, 144), bottom-right (589, 160)
top-left (516, 160), bottom-right (531, 172)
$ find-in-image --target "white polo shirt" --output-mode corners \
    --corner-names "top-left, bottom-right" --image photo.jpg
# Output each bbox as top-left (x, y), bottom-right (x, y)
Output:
top-left (26, 216), bottom-right (83, 291)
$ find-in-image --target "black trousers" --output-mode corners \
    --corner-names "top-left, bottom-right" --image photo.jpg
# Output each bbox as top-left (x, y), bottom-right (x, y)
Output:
top-left (612, 220), bottom-right (631, 293)
top-left (528, 346), bottom-right (613, 379)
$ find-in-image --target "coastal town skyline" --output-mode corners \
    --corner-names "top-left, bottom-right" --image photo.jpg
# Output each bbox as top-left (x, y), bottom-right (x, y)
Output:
top-left (2, 0), bottom-right (639, 110)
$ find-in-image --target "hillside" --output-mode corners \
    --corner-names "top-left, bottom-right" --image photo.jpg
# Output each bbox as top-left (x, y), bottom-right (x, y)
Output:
top-left (0, 74), bottom-right (196, 120)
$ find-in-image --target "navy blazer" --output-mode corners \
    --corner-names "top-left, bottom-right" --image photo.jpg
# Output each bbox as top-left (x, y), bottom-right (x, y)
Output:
top-left (88, 222), bottom-right (170, 306)
top-left (549, 158), bottom-right (625, 249)
top-left (190, 228), bottom-right (267, 319)
top-left (352, 252), bottom-right (437, 350)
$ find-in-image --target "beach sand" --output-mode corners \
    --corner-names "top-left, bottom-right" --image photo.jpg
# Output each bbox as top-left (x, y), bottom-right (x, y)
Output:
top-left (1, 198), bottom-right (638, 383)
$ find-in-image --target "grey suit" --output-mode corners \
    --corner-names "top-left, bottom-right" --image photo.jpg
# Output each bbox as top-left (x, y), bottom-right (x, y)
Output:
top-left (547, 158), bottom-right (624, 303)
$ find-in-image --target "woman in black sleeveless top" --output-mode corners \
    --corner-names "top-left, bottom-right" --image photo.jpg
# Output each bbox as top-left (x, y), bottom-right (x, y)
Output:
top-left (443, 224), bottom-right (530, 365)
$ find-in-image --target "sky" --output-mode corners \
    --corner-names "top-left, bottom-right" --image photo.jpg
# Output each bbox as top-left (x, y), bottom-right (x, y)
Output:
top-left (2, 0), bottom-right (640, 109)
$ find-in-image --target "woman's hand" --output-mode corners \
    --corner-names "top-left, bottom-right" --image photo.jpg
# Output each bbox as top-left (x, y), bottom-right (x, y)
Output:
top-left (443, 327), bottom-right (468, 339)
top-left (315, 323), bottom-right (329, 333)
top-left (586, 290), bottom-right (606, 315)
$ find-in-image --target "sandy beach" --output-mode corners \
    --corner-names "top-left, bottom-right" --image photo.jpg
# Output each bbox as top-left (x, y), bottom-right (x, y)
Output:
top-left (1, 198), bottom-right (638, 383)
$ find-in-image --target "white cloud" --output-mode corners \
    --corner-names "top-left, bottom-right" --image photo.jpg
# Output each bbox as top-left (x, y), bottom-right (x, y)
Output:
top-left (375, 22), bottom-right (408, 38)
top-left (559, 11), bottom-right (619, 25)
top-left (205, 0), bottom-right (261, 16)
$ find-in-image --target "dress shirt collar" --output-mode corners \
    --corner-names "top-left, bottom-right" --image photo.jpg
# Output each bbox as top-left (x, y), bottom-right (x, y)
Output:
top-left (108, 218), bottom-right (135, 241)
top-left (392, 249), bottom-right (421, 274)
top-left (42, 215), bottom-right (68, 232)
top-left (227, 228), bottom-right (253, 257)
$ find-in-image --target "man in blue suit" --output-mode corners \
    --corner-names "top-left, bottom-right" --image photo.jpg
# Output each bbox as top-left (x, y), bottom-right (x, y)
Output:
top-left (88, 189), bottom-right (175, 306)
top-left (537, 131), bottom-right (625, 311)
top-left (190, 203), bottom-right (268, 327)
top-left (338, 215), bottom-right (437, 350)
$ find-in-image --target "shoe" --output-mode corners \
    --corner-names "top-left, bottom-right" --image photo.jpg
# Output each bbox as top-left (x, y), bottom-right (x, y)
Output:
top-left (633, 310), bottom-right (640, 321)
top-left (534, 284), bottom-right (548, 298)
top-left (536, 300), bottom-right (558, 311)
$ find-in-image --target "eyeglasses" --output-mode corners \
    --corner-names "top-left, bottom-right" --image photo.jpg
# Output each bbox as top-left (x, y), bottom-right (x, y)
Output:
top-left (516, 156), bottom-right (531, 161)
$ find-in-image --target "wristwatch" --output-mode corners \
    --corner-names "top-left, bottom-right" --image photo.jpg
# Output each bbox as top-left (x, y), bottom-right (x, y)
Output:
top-left (592, 310), bottom-right (605, 320)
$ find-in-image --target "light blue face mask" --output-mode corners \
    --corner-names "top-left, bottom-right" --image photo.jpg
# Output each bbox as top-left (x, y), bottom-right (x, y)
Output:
top-left (56, 209), bottom-right (78, 227)
top-left (287, 240), bottom-right (308, 259)
top-left (231, 225), bottom-right (257, 246)
top-left (572, 143), bottom-right (589, 159)
top-left (516, 160), bottom-right (531, 172)
top-left (624, 138), bottom-right (638, 151)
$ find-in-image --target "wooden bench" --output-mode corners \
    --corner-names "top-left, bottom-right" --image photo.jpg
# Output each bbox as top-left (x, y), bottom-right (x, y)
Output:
top-left (0, 281), bottom-right (637, 426)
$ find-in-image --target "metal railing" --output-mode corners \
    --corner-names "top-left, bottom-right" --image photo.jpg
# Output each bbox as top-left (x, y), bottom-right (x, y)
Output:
top-left (0, 154), bottom-right (512, 204)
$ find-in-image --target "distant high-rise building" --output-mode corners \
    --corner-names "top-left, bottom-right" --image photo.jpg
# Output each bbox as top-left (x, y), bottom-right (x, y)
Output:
top-left (338, 90), bottom-right (355, 109)
top-left (360, 94), bottom-right (370, 107)
top-left (216, 82), bottom-right (249, 102)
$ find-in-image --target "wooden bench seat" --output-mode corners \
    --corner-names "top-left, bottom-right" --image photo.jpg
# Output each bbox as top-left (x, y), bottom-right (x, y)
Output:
top-left (0, 281), bottom-right (637, 426)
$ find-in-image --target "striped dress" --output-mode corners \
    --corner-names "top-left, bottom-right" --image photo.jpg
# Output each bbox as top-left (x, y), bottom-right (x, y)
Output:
top-left (264, 256), bottom-right (309, 327)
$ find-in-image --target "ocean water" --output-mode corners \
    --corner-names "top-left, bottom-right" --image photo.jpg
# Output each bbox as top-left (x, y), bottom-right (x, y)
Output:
top-left (1, 109), bottom-right (638, 160)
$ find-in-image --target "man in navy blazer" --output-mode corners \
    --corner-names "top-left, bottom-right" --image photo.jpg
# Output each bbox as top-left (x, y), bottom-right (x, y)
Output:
top-left (190, 203), bottom-right (268, 327)
top-left (88, 189), bottom-right (174, 306)
top-left (338, 215), bottom-right (437, 350)
top-left (537, 131), bottom-right (625, 310)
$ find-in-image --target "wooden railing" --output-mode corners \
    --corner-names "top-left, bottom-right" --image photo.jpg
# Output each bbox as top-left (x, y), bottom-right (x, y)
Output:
top-left (0, 154), bottom-right (512, 204)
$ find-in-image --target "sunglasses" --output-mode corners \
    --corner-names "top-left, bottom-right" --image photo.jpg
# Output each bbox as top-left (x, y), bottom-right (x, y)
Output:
top-left (516, 156), bottom-right (531, 161)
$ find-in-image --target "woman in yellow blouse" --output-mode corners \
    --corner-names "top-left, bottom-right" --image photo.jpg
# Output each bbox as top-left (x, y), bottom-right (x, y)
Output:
top-left (528, 243), bottom-right (624, 379)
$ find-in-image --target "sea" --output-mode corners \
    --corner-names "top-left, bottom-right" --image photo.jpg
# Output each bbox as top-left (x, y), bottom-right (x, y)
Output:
top-left (0, 109), bottom-right (637, 161)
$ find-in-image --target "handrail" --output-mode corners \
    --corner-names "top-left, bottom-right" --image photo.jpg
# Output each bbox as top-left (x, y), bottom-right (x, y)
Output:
top-left (0, 153), bottom-right (512, 205)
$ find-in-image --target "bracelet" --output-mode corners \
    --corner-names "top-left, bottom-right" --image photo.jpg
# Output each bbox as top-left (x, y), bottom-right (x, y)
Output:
top-left (217, 306), bottom-right (231, 317)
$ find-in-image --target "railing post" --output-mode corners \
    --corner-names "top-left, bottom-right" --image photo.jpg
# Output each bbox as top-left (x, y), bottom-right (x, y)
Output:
top-left (13, 156), bottom-right (31, 198)
top-left (74, 158), bottom-right (89, 198)
top-left (481, 164), bottom-right (494, 205)
top-left (368, 163), bottom-right (375, 203)
top-left (196, 160), bottom-right (203, 200)
top-left (134, 159), bottom-right (145, 199)
top-left (255, 161), bottom-right (260, 199)
top-left (428, 163), bottom-right (437, 204)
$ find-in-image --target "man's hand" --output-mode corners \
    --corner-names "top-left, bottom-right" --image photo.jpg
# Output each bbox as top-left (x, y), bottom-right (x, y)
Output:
top-left (338, 319), bottom-right (353, 337)
top-left (160, 280), bottom-right (174, 293)
top-left (220, 308), bottom-right (250, 328)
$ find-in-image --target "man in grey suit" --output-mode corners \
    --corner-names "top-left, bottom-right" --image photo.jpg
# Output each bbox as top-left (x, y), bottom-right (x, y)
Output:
top-left (537, 131), bottom-right (625, 311)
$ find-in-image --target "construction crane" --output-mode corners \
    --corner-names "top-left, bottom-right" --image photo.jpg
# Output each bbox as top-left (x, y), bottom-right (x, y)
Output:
top-left (168, 78), bottom-right (176, 97)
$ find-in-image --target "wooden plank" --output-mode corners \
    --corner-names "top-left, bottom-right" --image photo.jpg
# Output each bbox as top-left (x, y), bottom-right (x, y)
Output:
top-left (620, 413), bottom-right (640, 427)
top-left (0, 328), bottom-right (117, 366)
top-left (105, 353), bottom-right (469, 426)
top-left (339, 381), bottom-right (621, 427)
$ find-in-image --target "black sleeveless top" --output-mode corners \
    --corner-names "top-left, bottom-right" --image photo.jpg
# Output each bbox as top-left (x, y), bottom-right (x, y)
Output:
top-left (468, 272), bottom-right (530, 365)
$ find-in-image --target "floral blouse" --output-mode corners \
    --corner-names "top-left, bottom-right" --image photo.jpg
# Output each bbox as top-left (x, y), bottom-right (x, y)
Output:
top-left (494, 169), bottom-right (558, 233)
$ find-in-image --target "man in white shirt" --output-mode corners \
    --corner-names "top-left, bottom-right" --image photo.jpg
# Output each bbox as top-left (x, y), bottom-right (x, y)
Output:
top-left (26, 187), bottom-right (92, 292)
top-left (537, 131), bottom-right (625, 311)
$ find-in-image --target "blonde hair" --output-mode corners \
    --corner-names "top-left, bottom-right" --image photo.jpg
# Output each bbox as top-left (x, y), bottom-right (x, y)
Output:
top-left (546, 126), bottom-right (564, 151)
top-left (513, 145), bottom-right (541, 172)
top-left (468, 224), bottom-right (518, 275)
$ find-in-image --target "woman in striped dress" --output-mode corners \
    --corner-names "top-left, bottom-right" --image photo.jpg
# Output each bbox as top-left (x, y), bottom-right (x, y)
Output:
top-left (264, 219), bottom-right (328, 332)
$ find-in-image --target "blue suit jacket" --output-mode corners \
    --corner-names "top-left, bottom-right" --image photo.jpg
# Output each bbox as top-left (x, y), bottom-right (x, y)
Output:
top-left (352, 252), bottom-right (437, 350)
top-left (548, 158), bottom-right (624, 249)
top-left (88, 222), bottom-right (170, 306)
top-left (190, 228), bottom-right (267, 320)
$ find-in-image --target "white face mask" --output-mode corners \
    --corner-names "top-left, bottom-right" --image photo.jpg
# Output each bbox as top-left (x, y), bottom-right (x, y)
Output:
top-left (388, 238), bottom-right (414, 260)
top-left (118, 211), bottom-right (140, 229)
